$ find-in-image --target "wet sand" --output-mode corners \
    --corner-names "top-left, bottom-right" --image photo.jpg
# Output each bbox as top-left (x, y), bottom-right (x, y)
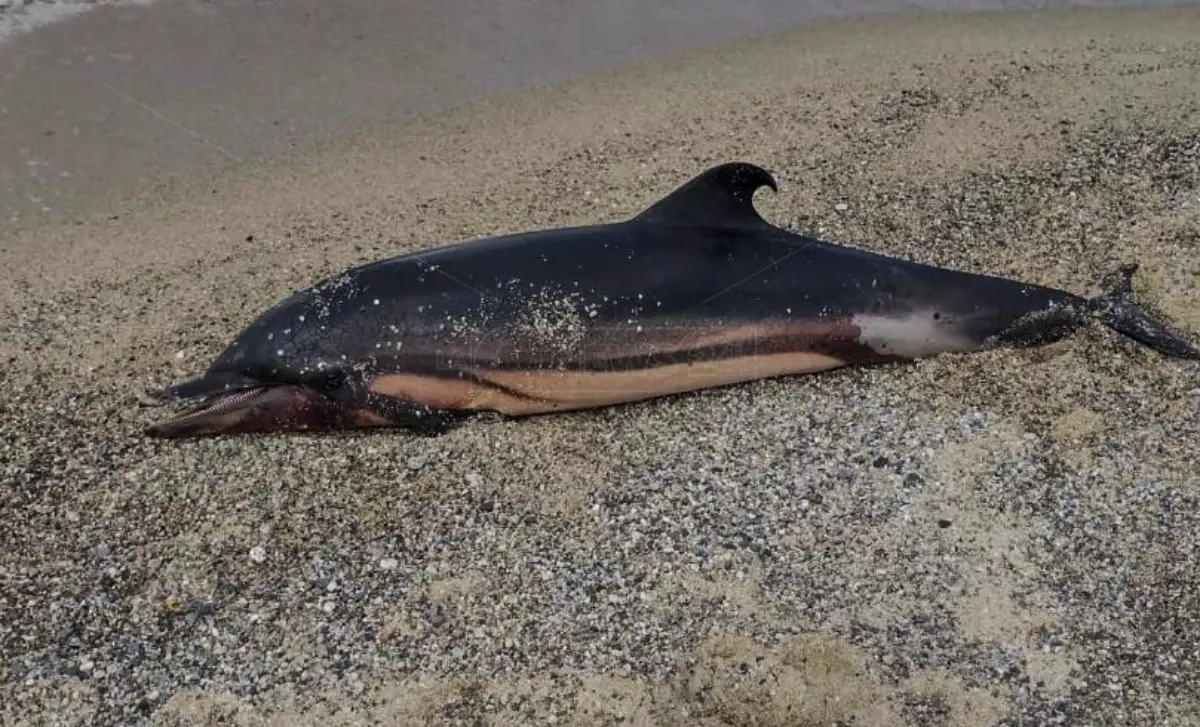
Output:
top-left (3, 4), bottom-right (1200, 726)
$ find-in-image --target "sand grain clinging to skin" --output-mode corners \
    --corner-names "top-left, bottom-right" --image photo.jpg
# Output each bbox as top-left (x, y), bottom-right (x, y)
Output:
top-left (3, 5), bottom-right (1200, 727)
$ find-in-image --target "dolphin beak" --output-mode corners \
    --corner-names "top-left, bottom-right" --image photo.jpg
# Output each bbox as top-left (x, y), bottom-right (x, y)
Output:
top-left (143, 384), bottom-right (392, 438)
top-left (144, 386), bottom-right (276, 438)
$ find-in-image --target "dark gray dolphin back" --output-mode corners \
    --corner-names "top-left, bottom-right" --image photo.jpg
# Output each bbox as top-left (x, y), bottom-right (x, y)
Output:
top-left (197, 163), bottom-right (792, 383)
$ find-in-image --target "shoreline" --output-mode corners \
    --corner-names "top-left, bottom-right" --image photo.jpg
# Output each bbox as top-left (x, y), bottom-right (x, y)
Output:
top-left (0, 1), bottom-right (1188, 238)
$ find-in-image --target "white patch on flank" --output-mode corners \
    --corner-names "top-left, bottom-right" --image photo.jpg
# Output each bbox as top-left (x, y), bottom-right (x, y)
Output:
top-left (852, 310), bottom-right (979, 359)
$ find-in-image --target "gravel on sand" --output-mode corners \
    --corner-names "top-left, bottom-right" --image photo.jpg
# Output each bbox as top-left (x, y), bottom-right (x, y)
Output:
top-left (3, 5), bottom-right (1200, 726)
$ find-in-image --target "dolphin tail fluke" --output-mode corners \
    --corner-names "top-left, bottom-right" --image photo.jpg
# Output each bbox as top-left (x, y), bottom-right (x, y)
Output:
top-left (140, 371), bottom-right (263, 407)
top-left (1088, 264), bottom-right (1200, 360)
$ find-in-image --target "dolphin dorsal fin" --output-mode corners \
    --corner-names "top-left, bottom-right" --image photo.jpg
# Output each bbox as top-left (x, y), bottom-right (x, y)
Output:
top-left (633, 162), bottom-right (778, 229)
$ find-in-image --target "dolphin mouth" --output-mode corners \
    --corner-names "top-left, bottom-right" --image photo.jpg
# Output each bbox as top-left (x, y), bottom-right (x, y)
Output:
top-left (144, 386), bottom-right (277, 438)
top-left (140, 370), bottom-right (265, 408)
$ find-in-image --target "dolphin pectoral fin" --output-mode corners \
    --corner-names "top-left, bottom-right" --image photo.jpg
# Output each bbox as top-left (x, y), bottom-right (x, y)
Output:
top-left (1088, 264), bottom-right (1200, 360)
top-left (632, 162), bottom-right (779, 230)
top-left (360, 392), bottom-right (466, 436)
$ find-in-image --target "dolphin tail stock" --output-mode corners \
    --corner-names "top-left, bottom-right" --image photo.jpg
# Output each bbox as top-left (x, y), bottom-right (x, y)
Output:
top-left (1086, 263), bottom-right (1200, 360)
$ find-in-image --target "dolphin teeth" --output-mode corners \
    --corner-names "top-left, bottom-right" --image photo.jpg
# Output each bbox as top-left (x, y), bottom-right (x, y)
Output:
top-left (146, 387), bottom-right (270, 434)
top-left (180, 387), bottom-right (267, 417)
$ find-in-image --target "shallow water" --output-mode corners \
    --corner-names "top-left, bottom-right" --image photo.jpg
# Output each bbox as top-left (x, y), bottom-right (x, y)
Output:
top-left (0, 0), bottom-right (1190, 232)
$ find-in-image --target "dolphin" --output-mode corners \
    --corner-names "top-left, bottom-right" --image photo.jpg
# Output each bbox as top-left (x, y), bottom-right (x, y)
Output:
top-left (143, 162), bottom-right (1200, 438)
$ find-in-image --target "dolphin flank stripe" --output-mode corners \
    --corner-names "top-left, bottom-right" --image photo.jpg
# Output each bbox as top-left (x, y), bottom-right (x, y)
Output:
top-left (464, 350), bottom-right (852, 415)
top-left (367, 319), bottom-right (875, 374)
top-left (144, 161), bottom-right (1200, 438)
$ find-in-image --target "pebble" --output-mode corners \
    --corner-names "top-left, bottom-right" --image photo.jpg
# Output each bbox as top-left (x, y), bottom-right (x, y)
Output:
top-left (427, 604), bottom-right (446, 627)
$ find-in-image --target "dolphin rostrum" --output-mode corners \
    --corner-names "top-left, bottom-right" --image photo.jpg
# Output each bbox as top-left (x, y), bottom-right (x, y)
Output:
top-left (144, 162), bottom-right (1200, 438)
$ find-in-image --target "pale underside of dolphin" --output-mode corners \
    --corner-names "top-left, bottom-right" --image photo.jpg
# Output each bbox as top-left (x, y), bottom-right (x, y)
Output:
top-left (143, 162), bottom-right (1200, 438)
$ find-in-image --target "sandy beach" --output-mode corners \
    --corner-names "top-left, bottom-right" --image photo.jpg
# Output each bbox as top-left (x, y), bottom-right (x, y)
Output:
top-left (3, 3), bottom-right (1200, 726)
